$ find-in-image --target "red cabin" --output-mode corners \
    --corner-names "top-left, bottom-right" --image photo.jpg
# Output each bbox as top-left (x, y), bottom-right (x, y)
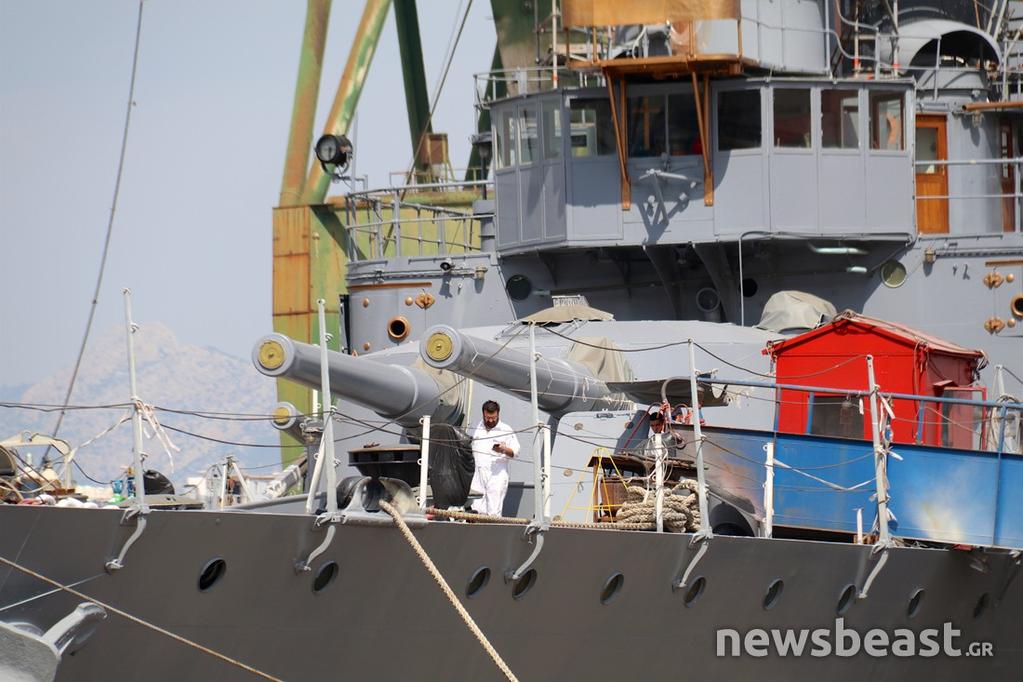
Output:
top-left (765, 311), bottom-right (986, 448)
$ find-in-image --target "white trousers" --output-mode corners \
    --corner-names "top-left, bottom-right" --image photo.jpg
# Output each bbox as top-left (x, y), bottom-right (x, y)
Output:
top-left (471, 468), bottom-right (509, 516)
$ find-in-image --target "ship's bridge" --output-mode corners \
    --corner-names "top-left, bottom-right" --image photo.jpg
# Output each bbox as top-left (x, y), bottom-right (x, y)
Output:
top-left (490, 77), bottom-right (916, 254)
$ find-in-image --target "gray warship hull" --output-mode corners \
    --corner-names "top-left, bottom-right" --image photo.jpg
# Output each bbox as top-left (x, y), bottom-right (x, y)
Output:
top-left (1, 503), bottom-right (1020, 681)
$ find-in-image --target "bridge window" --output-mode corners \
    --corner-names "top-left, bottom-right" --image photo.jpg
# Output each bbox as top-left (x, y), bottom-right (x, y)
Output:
top-left (569, 98), bottom-right (615, 157)
top-left (519, 107), bottom-right (539, 165)
top-left (667, 93), bottom-right (701, 156)
top-left (773, 89), bottom-right (811, 148)
top-left (496, 110), bottom-right (517, 169)
top-left (542, 99), bottom-right (562, 160)
top-left (869, 91), bottom-right (904, 151)
top-left (821, 90), bottom-right (859, 149)
top-left (628, 92), bottom-right (702, 157)
top-left (718, 89), bottom-right (761, 150)
top-left (628, 95), bottom-right (666, 157)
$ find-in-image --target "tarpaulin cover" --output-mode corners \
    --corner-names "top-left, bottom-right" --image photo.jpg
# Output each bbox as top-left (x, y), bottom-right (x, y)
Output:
top-left (426, 423), bottom-right (476, 509)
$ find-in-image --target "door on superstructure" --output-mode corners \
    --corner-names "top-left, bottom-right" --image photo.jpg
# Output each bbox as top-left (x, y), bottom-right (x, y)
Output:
top-left (915, 114), bottom-right (948, 234)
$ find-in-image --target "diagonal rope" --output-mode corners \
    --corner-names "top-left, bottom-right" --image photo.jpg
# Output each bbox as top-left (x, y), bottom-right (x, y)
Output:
top-left (48, 0), bottom-right (146, 451)
top-left (379, 500), bottom-right (517, 681)
top-left (401, 0), bottom-right (474, 190)
top-left (0, 554), bottom-right (282, 681)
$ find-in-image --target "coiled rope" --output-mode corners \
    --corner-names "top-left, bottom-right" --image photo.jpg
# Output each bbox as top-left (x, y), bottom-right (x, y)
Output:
top-left (378, 500), bottom-right (518, 681)
top-left (613, 479), bottom-right (702, 533)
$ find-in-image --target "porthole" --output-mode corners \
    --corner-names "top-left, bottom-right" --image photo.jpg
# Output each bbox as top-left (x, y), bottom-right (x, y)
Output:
top-left (467, 567), bottom-right (491, 598)
top-left (505, 274), bottom-right (532, 301)
top-left (312, 561), bottom-right (338, 592)
top-left (387, 315), bottom-right (411, 342)
top-left (696, 287), bottom-right (720, 312)
top-left (600, 573), bottom-right (624, 605)
top-left (512, 569), bottom-right (537, 600)
top-left (683, 576), bottom-right (706, 607)
top-left (880, 260), bottom-right (908, 288)
top-left (1011, 293), bottom-right (1023, 319)
top-left (836, 584), bottom-right (857, 615)
top-left (198, 558), bottom-right (226, 592)
top-left (973, 593), bottom-right (990, 619)
top-left (741, 278), bottom-right (759, 298)
top-left (907, 588), bottom-right (925, 619)
top-left (763, 578), bottom-right (784, 611)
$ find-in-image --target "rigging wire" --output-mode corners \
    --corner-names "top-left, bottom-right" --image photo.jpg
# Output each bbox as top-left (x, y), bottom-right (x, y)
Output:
top-left (3, 401), bottom-right (133, 413)
top-left (401, 0), bottom-right (474, 189)
top-left (48, 0), bottom-right (146, 452)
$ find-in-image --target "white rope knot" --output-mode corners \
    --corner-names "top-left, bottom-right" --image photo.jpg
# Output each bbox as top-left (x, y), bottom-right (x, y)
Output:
top-left (135, 400), bottom-right (180, 472)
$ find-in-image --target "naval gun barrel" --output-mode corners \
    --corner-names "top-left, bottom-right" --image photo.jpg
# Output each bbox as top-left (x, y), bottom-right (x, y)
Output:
top-left (253, 334), bottom-right (458, 427)
top-left (419, 324), bottom-right (623, 414)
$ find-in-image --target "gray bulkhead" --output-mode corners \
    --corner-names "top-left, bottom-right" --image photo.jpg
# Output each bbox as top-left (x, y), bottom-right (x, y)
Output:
top-left (490, 78), bottom-right (916, 251)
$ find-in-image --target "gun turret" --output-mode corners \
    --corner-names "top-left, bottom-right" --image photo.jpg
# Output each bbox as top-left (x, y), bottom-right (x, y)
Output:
top-left (419, 324), bottom-right (627, 414)
top-left (253, 334), bottom-right (460, 427)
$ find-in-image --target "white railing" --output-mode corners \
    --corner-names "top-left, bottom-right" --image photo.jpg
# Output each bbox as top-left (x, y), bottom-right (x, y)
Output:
top-left (914, 156), bottom-right (1023, 233)
top-left (473, 66), bottom-right (597, 108)
top-left (340, 180), bottom-right (492, 261)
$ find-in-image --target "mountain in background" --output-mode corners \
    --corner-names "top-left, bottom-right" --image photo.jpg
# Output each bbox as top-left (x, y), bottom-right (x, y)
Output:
top-left (0, 322), bottom-right (283, 487)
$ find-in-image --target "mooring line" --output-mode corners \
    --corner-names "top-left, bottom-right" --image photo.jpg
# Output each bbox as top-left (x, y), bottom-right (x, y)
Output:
top-left (0, 554), bottom-right (283, 681)
top-left (379, 500), bottom-right (518, 681)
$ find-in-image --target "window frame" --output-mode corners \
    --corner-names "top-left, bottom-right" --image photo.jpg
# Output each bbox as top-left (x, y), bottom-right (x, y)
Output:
top-left (541, 96), bottom-right (565, 161)
top-left (493, 107), bottom-right (518, 171)
top-left (517, 104), bottom-right (540, 168)
top-left (566, 94), bottom-right (616, 160)
top-left (868, 89), bottom-right (906, 154)
top-left (714, 84), bottom-right (764, 154)
top-left (771, 87), bottom-right (814, 153)
top-left (819, 86), bottom-right (864, 154)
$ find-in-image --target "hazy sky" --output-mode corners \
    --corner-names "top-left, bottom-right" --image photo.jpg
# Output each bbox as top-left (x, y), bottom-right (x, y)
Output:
top-left (0, 0), bottom-right (495, 387)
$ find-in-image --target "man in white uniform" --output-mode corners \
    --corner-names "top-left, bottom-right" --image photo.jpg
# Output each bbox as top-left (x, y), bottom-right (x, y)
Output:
top-left (469, 400), bottom-right (520, 516)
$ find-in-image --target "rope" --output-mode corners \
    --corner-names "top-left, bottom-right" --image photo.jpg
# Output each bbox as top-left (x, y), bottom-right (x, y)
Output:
top-left (0, 573), bottom-right (106, 613)
top-left (427, 506), bottom-right (528, 524)
top-left (378, 500), bottom-right (518, 682)
top-left (424, 507), bottom-right (655, 531)
top-left (400, 0), bottom-right (474, 188)
top-left (0, 555), bottom-right (283, 681)
top-left (136, 400), bottom-right (180, 472)
top-left (48, 0), bottom-right (146, 453)
top-left (612, 479), bottom-right (702, 532)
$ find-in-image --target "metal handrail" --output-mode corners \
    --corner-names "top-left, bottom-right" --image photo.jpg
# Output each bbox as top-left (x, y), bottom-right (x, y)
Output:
top-left (913, 156), bottom-right (1023, 232)
top-left (473, 65), bottom-right (597, 107)
top-left (340, 194), bottom-right (488, 261)
top-left (345, 179), bottom-right (492, 201)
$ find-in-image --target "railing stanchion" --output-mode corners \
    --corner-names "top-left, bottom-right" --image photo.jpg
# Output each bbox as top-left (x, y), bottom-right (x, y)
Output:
top-left (419, 415), bottom-right (431, 511)
top-left (689, 341), bottom-right (711, 534)
top-left (654, 429), bottom-right (665, 533)
top-left (1015, 159), bottom-right (1021, 233)
top-left (859, 354), bottom-right (893, 599)
top-left (866, 355), bottom-right (891, 546)
top-left (542, 422), bottom-right (552, 519)
top-left (763, 441), bottom-right (775, 538)
top-left (674, 340), bottom-right (713, 591)
top-left (507, 321), bottom-right (549, 582)
top-left (392, 190), bottom-right (402, 257)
